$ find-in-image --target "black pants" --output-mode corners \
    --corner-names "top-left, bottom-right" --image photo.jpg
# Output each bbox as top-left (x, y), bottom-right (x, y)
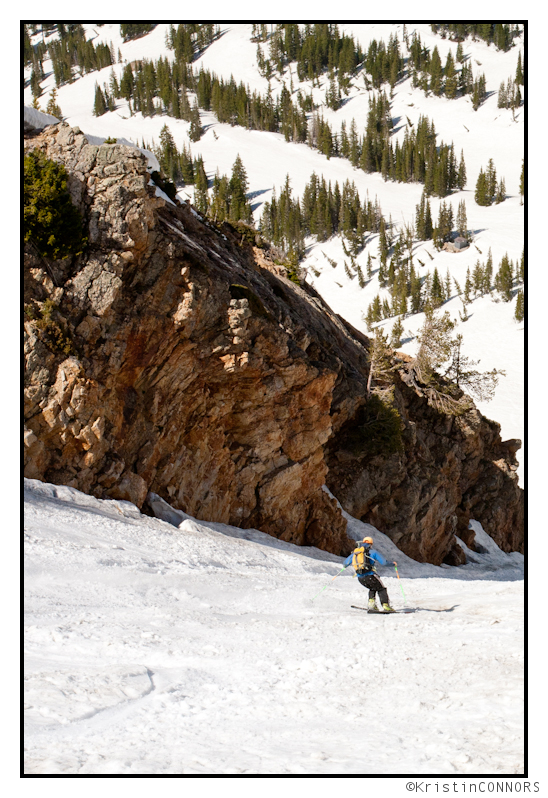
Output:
top-left (358, 573), bottom-right (388, 605)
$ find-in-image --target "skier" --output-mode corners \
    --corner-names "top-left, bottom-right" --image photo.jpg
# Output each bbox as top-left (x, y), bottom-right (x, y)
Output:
top-left (344, 536), bottom-right (397, 613)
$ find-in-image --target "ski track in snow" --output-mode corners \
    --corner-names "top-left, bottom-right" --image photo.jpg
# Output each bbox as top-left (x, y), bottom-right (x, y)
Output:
top-left (24, 480), bottom-right (524, 775)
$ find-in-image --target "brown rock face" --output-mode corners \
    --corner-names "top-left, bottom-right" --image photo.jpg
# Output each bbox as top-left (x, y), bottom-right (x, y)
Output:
top-left (24, 124), bottom-right (524, 562)
top-left (325, 372), bottom-right (523, 563)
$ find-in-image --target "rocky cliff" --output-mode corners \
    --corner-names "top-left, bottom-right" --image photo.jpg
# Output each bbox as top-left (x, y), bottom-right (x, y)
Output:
top-left (23, 123), bottom-right (524, 562)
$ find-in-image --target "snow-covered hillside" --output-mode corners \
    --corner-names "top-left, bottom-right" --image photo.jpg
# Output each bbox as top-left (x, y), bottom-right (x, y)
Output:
top-left (24, 479), bottom-right (524, 775)
top-left (24, 23), bottom-right (525, 482)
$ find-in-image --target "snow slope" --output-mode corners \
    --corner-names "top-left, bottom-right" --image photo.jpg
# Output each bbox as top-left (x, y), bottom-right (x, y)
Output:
top-left (24, 23), bottom-right (525, 483)
top-left (24, 479), bottom-right (524, 776)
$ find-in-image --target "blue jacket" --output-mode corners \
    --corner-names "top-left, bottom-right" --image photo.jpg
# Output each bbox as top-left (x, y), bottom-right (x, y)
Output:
top-left (344, 547), bottom-right (392, 575)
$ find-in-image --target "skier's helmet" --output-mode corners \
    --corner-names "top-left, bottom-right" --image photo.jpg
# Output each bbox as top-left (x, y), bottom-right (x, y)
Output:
top-left (362, 536), bottom-right (373, 545)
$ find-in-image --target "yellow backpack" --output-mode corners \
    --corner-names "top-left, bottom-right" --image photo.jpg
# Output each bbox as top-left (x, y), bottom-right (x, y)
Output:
top-left (352, 545), bottom-right (374, 574)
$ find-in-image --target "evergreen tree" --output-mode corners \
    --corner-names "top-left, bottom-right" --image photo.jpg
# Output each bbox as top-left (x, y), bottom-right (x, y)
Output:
top-left (474, 168), bottom-right (489, 206)
top-left (30, 68), bottom-right (42, 99)
top-left (429, 46), bottom-right (443, 96)
top-left (189, 101), bottom-right (202, 141)
top-left (158, 124), bottom-right (180, 182)
top-left (514, 290), bottom-right (524, 323)
top-left (93, 83), bottom-right (107, 116)
top-left (497, 81), bottom-right (508, 108)
top-left (494, 253), bottom-right (513, 301)
top-left (210, 171), bottom-right (231, 222)
top-left (495, 177), bottom-right (506, 204)
top-left (472, 73), bottom-right (486, 110)
top-left (483, 248), bottom-right (493, 294)
top-left (46, 88), bottom-right (62, 119)
top-left (366, 326), bottom-right (396, 398)
top-left (109, 68), bottom-right (120, 99)
top-left (24, 150), bottom-right (87, 259)
top-left (180, 145), bottom-right (195, 184)
top-left (229, 154), bottom-right (251, 223)
top-left (433, 200), bottom-right (453, 248)
top-left (515, 51), bottom-right (524, 85)
top-left (367, 295), bottom-right (383, 327)
top-left (390, 317), bottom-right (404, 348)
top-left (464, 267), bottom-right (472, 303)
top-left (444, 334), bottom-right (505, 402)
top-left (444, 50), bottom-right (458, 99)
top-left (378, 217), bottom-right (389, 275)
top-left (486, 159), bottom-right (497, 202)
top-left (472, 260), bottom-right (483, 297)
top-left (193, 156), bottom-right (209, 213)
top-left (456, 199), bottom-right (468, 237)
top-left (444, 269), bottom-right (452, 301)
top-left (430, 267), bottom-right (444, 307)
top-left (120, 64), bottom-right (134, 102)
top-left (414, 308), bottom-right (455, 385)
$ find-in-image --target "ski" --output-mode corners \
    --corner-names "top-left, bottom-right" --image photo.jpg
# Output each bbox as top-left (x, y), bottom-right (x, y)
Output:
top-left (351, 605), bottom-right (455, 614)
top-left (351, 605), bottom-right (415, 613)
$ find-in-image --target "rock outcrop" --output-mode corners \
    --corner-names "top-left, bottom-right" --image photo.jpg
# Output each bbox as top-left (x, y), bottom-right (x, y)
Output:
top-left (24, 123), bottom-right (524, 562)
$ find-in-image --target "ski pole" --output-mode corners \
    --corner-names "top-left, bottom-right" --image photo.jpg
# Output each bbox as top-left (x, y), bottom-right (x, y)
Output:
top-left (311, 565), bottom-right (347, 601)
top-left (394, 562), bottom-right (407, 606)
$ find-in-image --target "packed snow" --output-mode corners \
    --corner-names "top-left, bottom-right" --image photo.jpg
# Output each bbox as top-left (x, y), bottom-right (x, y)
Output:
top-left (24, 479), bottom-right (524, 776)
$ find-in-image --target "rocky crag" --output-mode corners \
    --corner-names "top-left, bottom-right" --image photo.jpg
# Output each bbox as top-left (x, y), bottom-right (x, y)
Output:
top-left (24, 123), bottom-right (523, 562)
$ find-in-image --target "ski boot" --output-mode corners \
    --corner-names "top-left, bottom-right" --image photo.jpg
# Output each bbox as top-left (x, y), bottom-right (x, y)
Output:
top-left (368, 598), bottom-right (381, 613)
top-left (382, 603), bottom-right (396, 613)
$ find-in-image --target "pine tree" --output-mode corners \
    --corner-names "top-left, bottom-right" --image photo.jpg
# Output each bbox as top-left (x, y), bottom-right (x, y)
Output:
top-left (494, 253), bottom-right (513, 301)
top-left (472, 73), bottom-right (486, 110)
top-left (444, 50), bottom-right (458, 99)
top-left (24, 150), bottom-right (87, 259)
top-left (486, 159), bottom-right (497, 202)
top-left (444, 334), bottom-right (505, 402)
top-left (158, 124), bottom-right (179, 182)
top-left (444, 269), bottom-right (452, 301)
top-left (189, 101), bottom-right (202, 141)
top-left (180, 145), bottom-right (194, 184)
top-left (366, 327), bottom-right (396, 398)
top-left (464, 267), bottom-right (472, 303)
top-left (429, 46), bottom-right (443, 96)
top-left (414, 308), bottom-right (455, 385)
top-left (46, 88), bottom-right (62, 119)
top-left (483, 248), bottom-right (493, 294)
top-left (390, 317), bottom-right (404, 348)
top-left (430, 267), bottom-right (444, 307)
top-left (193, 156), bottom-right (209, 213)
top-left (228, 154), bottom-right (251, 222)
top-left (495, 177), bottom-right (506, 204)
top-left (456, 199), bottom-right (468, 237)
top-left (472, 260), bottom-right (483, 297)
top-left (93, 83), bottom-right (107, 116)
top-left (515, 51), bottom-right (524, 85)
top-left (120, 64), bottom-right (134, 102)
top-left (514, 290), bottom-right (524, 323)
top-left (474, 168), bottom-right (489, 206)
top-left (30, 68), bottom-right (42, 99)
top-left (378, 217), bottom-right (389, 274)
top-left (497, 81), bottom-right (508, 108)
